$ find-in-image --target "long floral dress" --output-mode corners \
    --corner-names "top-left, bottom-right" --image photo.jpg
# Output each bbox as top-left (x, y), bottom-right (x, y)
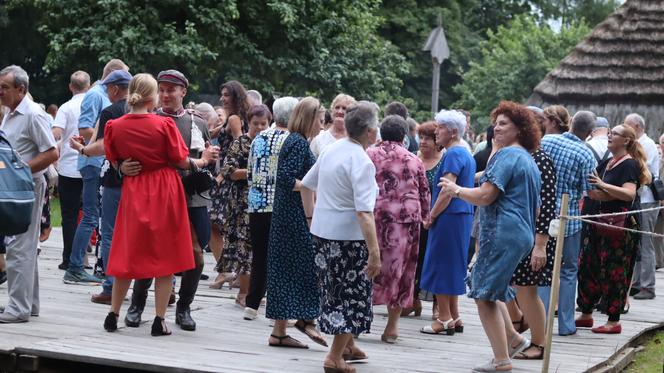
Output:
top-left (367, 141), bottom-right (430, 308)
top-left (265, 133), bottom-right (320, 320)
top-left (216, 135), bottom-right (252, 274)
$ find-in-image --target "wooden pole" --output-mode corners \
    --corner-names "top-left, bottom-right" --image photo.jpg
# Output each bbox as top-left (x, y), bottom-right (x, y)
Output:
top-left (542, 193), bottom-right (569, 373)
top-left (432, 59), bottom-right (440, 114)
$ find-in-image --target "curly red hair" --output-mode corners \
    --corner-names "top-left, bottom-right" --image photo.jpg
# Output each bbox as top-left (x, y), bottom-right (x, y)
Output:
top-left (490, 101), bottom-right (541, 152)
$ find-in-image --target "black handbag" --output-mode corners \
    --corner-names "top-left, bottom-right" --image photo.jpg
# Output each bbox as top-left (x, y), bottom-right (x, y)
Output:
top-left (182, 158), bottom-right (214, 197)
top-left (649, 177), bottom-right (664, 201)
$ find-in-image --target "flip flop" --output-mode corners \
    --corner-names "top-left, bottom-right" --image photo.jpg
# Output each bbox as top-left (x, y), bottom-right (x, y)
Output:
top-left (268, 334), bottom-right (309, 349)
top-left (294, 320), bottom-right (328, 347)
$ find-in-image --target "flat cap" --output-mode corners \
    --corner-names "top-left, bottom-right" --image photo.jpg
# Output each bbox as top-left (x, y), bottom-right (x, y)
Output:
top-left (596, 116), bottom-right (609, 128)
top-left (101, 70), bottom-right (132, 86)
top-left (157, 69), bottom-right (188, 88)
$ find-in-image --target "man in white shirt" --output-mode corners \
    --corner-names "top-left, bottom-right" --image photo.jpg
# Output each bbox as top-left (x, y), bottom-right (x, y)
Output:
top-left (625, 113), bottom-right (659, 299)
top-left (586, 116), bottom-right (610, 163)
top-left (0, 65), bottom-right (58, 323)
top-left (52, 71), bottom-right (90, 270)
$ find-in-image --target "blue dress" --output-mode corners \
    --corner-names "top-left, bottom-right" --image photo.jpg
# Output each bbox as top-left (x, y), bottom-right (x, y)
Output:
top-left (468, 146), bottom-right (541, 302)
top-left (266, 133), bottom-right (320, 320)
top-left (421, 146), bottom-right (476, 295)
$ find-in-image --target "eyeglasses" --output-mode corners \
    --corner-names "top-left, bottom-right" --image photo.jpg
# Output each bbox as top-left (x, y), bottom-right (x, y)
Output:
top-left (610, 131), bottom-right (625, 137)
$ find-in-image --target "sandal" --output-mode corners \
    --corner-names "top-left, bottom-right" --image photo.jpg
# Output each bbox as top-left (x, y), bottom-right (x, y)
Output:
top-left (453, 317), bottom-right (464, 333)
top-left (268, 334), bottom-right (309, 349)
top-left (420, 318), bottom-right (455, 335)
top-left (511, 315), bottom-right (529, 333)
top-left (508, 334), bottom-right (530, 358)
top-left (209, 273), bottom-right (236, 289)
top-left (235, 294), bottom-right (247, 308)
top-left (342, 346), bottom-right (368, 361)
top-left (514, 344), bottom-right (544, 360)
top-left (472, 358), bottom-right (512, 373)
top-left (324, 359), bottom-right (356, 373)
top-left (294, 320), bottom-right (328, 347)
top-left (151, 316), bottom-right (172, 336)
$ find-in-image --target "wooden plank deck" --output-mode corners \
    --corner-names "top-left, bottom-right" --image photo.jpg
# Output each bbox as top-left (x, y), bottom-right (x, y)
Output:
top-left (1, 227), bottom-right (663, 372)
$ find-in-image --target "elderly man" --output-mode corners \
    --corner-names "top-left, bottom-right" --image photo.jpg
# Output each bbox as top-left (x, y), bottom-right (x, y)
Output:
top-left (586, 116), bottom-right (610, 163)
top-left (624, 113), bottom-right (659, 300)
top-left (655, 134), bottom-right (664, 270)
top-left (0, 65), bottom-right (58, 323)
top-left (64, 59), bottom-right (128, 284)
top-left (242, 96), bottom-right (298, 320)
top-left (123, 70), bottom-right (218, 331)
top-left (540, 110), bottom-right (597, 336)
top-left (52, 71), bottom-right (90, 271)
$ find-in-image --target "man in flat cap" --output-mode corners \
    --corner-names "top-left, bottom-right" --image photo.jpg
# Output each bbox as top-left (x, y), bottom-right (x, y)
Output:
top-left (123, 69), bottom-right (219, 332)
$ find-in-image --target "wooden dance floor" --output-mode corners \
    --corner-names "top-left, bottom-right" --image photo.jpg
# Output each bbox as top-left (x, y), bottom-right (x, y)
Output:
top-left (1, 228), bottom-right (663, 372)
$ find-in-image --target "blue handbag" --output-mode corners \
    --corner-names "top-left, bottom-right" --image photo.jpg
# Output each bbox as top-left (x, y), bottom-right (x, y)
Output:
top-left (0, 130), bottom-right (35, 235)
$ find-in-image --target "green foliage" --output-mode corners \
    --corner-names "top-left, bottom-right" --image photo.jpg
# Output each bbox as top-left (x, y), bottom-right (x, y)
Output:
top-left (453, 15), bottom-right (590, 130)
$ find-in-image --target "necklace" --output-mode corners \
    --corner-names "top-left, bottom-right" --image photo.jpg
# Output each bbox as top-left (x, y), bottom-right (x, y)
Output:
top-left (607, 152), bottom-right (628, 170)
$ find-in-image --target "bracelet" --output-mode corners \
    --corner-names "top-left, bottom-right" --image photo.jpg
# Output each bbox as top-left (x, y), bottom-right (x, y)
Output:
top-left (306, 216), bottom-right (312, 219)
top-left (80, 147), bottom-right (86, 156)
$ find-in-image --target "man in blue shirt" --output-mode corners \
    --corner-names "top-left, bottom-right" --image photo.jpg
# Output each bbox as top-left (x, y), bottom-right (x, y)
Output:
top-left (540, 110), bottom-right (597, 336)
top-left (63, 59), bottom-right (128, 285)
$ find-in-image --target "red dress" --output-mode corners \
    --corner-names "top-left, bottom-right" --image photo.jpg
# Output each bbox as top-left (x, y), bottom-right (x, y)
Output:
top-left (104, 113), bottom-right (194, 279)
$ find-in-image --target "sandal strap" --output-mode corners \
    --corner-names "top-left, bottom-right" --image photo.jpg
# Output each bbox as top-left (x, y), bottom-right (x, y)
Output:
top-left (436, 318), bottom-right (454, 328)
top-left (494, 359), bottom-right (511, 367)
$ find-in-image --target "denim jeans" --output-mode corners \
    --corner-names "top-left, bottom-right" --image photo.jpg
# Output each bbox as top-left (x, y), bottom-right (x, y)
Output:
top-left (100, 186), bottom-right (121, 295)
top-left (68, 166), bottom-right (101, 272)
top-left (538, 231), bottom-right (581, 335)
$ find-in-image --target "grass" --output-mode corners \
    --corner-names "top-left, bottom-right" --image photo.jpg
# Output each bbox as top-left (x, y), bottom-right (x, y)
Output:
top-left (624, 331), bottom-right (664, 373)
top-left (49, 196), bottom-right (62, 227)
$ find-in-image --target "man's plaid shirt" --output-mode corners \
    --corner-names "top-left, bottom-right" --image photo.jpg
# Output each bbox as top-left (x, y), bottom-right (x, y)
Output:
top-left (541, 132), bottom-right (597, 237)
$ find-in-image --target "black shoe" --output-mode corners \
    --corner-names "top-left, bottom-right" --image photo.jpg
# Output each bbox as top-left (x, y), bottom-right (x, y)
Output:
top-left (151, 316), bottom-right (172, 336)
top-left (175, 307), bottom-right (196, 331)
top-left (57, 262), bottom-right (69, 270)
top-left (0, 271), bottom-right (6, 286)
top-left (200, 273), bottom-right (209, 281)
top-left (124, 304), bottom-right (143, 327)
top-left (104, 312), bottom-right (118, 332)
top-left (629, 287), bottom-right (641, 297)
top-left (174, 272), bottom-right (183, 276)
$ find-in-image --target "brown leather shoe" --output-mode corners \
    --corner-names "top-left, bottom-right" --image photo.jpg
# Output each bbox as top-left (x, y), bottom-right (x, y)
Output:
top-left (91, 293), bottom-right (112, 305)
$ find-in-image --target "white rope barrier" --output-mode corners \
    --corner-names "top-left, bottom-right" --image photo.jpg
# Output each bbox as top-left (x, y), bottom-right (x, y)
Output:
top-left (556, 204), bottom-right (664, 238)
top-left (573, 217), bottom-right (664, 238)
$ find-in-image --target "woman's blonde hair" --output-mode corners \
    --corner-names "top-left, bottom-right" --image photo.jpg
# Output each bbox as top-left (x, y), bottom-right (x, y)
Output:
top-left (617, 124), bottom-right (652, 186)
top-left (543, 105), bottom-right (570, 133)
top-left (127, 73), bottom-right (157, 108)
top-left (288, 97), bottom-right (320, 138)
top-left (330, 93), bottom-right (356, 111)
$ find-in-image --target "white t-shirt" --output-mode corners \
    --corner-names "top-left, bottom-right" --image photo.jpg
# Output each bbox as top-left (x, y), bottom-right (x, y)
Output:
top-left (638, 134), bottom-right (660, 204)
top-left (53, 93), bottom-right (85, 178)
top-left (302, 138), bottom-right (378, 241)
top-left (586, 135), bottom-right (609, 161)
top-left (310, 129), bottom-right (339, 158)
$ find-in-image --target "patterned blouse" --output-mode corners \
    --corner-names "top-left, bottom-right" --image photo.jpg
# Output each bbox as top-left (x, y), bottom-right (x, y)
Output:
top-left (367, 141), bottom-right (431, 224)
top-left (247, 127), bottom-right (290, 213)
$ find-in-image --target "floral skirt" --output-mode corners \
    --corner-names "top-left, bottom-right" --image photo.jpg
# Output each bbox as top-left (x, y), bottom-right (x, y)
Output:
top-left (313, 236), bottom-right (372, 335)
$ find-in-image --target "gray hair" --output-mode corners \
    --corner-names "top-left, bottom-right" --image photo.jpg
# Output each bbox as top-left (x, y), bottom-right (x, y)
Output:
top-left (272, 96), bottom-right (299, 126)
top-left (380, 115), bottom-right (408, 142)
top-left (624, 113), bottom-right (645, 129)
top-left (195, 102), bottom-right (218, 123)
top-left (0, 65), bottom-right (29, 92)
top-left (571, 110), bottom-right (596, 137)
top-left (247, 90), bottom-right (262, 105)
top-left (70, 70), bottom-right (90, 92)
top-left (435, 109), bottom-right (466, 138)
top-left (345, 102), bottom-right (378, 141)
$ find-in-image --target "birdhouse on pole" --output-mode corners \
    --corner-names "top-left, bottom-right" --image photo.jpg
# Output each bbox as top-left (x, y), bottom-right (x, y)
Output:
top-left (423, 15), bottom-right (450, 114)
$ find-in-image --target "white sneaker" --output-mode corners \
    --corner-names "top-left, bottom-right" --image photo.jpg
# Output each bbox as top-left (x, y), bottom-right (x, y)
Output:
top-left (243, 307), bottom-right (258, 320)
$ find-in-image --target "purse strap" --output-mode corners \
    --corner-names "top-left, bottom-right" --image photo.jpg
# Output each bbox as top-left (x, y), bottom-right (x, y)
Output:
top-left (598, 160), bottom-right (636, 212)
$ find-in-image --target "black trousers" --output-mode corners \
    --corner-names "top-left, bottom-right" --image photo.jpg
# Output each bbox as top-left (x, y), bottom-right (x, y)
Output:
top-left (246, 212), bottom-right (271, 311)
top-left (58, 175), bottom-right (83, 265)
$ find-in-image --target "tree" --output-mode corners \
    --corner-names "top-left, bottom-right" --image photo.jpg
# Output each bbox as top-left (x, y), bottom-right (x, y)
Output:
top-left (452, 15), bottom-right (590, 129)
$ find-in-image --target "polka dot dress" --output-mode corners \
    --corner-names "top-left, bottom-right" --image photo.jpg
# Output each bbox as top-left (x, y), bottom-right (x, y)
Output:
top-left (512, 149), bottom-right (557, 287)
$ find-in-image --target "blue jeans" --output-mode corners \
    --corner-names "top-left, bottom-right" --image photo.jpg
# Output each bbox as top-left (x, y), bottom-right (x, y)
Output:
top-left (100, 186), bottom-right (121, 295)
top-left (538, 231), bottom-right (581, 335)
top-left (68, 166), bottom-right (101, 272)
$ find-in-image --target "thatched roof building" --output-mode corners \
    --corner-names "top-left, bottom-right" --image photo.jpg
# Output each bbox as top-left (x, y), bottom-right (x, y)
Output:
top-left (528, 0), bottom-right (664, 138)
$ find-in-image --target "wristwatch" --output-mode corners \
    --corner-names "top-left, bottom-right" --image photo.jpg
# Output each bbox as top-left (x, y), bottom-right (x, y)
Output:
top-left (454, 188), bottom-right (462, 197)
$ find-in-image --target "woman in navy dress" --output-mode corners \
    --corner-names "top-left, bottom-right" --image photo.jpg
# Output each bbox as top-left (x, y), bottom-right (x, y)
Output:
top-left (420, 110), bottom-right (475, 336)
top-left (266, 97), bottom-right (326, 349)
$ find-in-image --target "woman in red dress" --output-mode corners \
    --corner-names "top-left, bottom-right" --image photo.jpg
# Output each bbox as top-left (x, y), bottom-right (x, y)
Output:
top-left (102, 74), bottom-right (217, 336)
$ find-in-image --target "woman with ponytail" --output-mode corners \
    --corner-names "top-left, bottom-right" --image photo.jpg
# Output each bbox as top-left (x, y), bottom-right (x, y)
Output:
top-left (575, 124), bottom-right (650, 334)
top-left (102, 73), bottom-right (218, 336)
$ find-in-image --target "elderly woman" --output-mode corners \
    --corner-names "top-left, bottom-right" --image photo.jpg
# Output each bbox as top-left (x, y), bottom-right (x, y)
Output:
top-left (310, 93), bottom-right (356, 158)
top-left (214, 105), bottom-right (271, 306)
top-left (440, 101), bottom-right (541, 373)
top-left (420, 110), bottom-right (476, 336)
top-left (302, 102), bottom-right (381, 373)
top-left (243, 97), bottom-right (298, 320)
top-left (576, 124), bottom-right (650, 334)
top-left (209, 81), bottom-right (250, 282)
top-left (366, 115), bottom-right (430, 343)
top-left (266, 97), bottom-right (326, 349)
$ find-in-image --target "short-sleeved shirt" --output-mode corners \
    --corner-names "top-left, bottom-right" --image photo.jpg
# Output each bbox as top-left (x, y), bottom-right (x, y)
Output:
top-left (597, 158), bottom-right (641, 213)
top-left (436, 145), bottom-right (476, 214)
top-left (0, 95), bottom-right (56, 177)
top-left (310, 129), bottom-right (338, 158)
top-left (97, 99), bottom-right (128, 188)
top-left (53, 93), bottom-right (85, 178)
top-left (247, 127), bottom-right (290, 213)
top-left (77, 82), bottom-right (110, 170)
top-left (302, 138), bottom-right (378, 241)
top-left (637, 134), bottom-right (659, 203)
top-left (541, 132), bottom-right (596, 236)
